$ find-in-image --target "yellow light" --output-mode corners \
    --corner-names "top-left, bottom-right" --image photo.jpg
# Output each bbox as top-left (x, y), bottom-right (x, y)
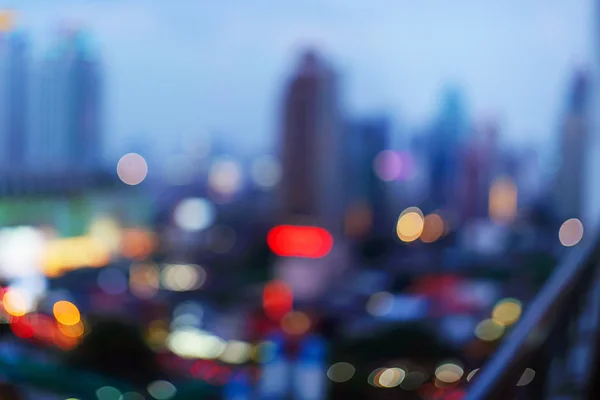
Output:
top-left (489, 176), bottom-right (518, 224)
top-left (559, 218), bottom-right (584, 247)
top-left (475, 319), bottom-right (505, 342)
top-left (435, 363), bottom-right (464, 384)
top-left (492, 298), bottom-right (522, 326)
top-left (3, 289), bottom-right (27, 317)
top-left (396, 207), bottom-right (424, 242)
top-left (378, 367), bottom-right (406, 388)
top-left (58, 320), bottom-right (85, 338)
top-left (42, 236), bottom-right (110, 277)
top-left (420, 213), bottom-right (444, 243)
top-left (53, 301), bottom-right (80, 326)
top-left (88, 217), bottom-right (122, 254)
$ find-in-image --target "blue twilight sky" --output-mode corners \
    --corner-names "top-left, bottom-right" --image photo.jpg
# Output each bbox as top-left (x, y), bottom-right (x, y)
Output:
top-left (6, 0), bottom-right (594, 158)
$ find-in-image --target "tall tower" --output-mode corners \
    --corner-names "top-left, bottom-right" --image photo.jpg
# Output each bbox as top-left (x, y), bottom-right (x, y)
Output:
top-left (0, 31), bottom-right (29, 173)
top-left (428, 86), bottom-right (469, 219)
top-left (279, 50), bottom-right (342, 232)
top-left (344, 116), bottom-right (389, 237)
top-left (554, 70), bottom-right (589, 220)
top-left (34, 27), bottom-right (102, 173)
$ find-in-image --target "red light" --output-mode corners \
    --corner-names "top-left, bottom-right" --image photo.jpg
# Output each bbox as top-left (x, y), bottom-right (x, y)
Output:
top-left (267, 225), bottom-right (333, 258)
top-left (263, 280), bottom-right (293, 321)
top-left (10, 317), bottom-right (34, 339)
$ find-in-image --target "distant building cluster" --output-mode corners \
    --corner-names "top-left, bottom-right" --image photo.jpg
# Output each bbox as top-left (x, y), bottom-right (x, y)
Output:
top-left (277, 49), bottom-right (589, 247)
top-left (0, 27), bottom-right (103, 175)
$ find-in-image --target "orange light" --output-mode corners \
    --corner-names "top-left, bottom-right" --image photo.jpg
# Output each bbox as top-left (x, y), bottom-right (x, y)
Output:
top-left (3, 289), bottom-right (27, 317)
top-left (420, 214), bottom-right (444, 243)
top-left (267, 225), bottom-right (333, 258)
top-left (121, 228), bottom-right (156, 260)
top-left (263, 280), bottom-right (293, 321)
top-left (53, 301), bottom-right (81, 326)
top-left (58, 320), bottom-right (85, 338)
top-left (281, 311), bottom-right (311, 335)
top-left (42, 236), bottom-right (110, 277)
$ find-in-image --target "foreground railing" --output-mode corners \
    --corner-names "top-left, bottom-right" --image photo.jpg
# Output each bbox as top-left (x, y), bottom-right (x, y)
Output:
top-left (465, 231), bottom-right (600, 399)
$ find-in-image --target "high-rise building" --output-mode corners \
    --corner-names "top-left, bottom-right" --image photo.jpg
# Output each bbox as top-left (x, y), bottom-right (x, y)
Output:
top-left (427, 86), bottom-right (469, 219)
top-left (343, 117), bottom-right (389, 237)
top-left (33, 28), bottom-right (102, 173)
top-left (279, 50), bottom-right (342, 232)
top-left (460, 119), bottom-right (499, 222)
top-left (554, 70), bottom-right (589, 220)
top-left (0, 31), bottom-right (29, 172)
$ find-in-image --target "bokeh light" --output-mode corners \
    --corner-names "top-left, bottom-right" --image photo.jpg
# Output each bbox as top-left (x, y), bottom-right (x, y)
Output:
top-left (88, 217), bottom-right (122, 254)
top-left (373, 150), bottom-right (402, 181)
top-left (263, 280), bottom-right (293, 321)
top-left (173, 198), bottom-right (216, 232)
top-left (147, 380), bottom-right (177, 400)
top-left (517, 368), bottom-right (535, 386)
top-left (435, 363), bottom-right (464, 384)
top-left (3, 289), bottom-right (27, 317)
top-left (167, 328), bottom-right (226, 359)
top-left (161, 264), bottom-right (206, 292)
top-left (52, 300), bottom-right (80, 326)
top-left (466, 368), bottom-right (479, 382)
top-left (219, 340), bottom-right (251, 364)
top-left (209, 157), bottom-right (242, 195)
top-left (366, 292), bottom-right (394, 317)
top-left (559, 218), bottom-right (584, 247)
top-left (368, 368), bottom-right (386, 387)
top-left (420, 213), bottom-right (445, 243)
top-left (251, 155), bottom-right (282, 189)
top-left (281, 311), bottom-right (311, 335)
top-left (129, 263), bottom-right (160, 299)
top-left (396, 207), bottom-right (424, 242)
top-left (57, 320), bottom-right (85, 339)
top-left (117, 153), bottom-right (148, 185)
top-left (378, 367), bottom-right (406, 388)
top-left (475, 318), bottom-right (505, 341)
top-left (489, 176), bottom-right (518, 224)
top-left (327, 362), bottom-right (355, 383)
top-left (96, 386), bottom-right (121, 400)
top-left (492, 298), bottom-right (522, 326)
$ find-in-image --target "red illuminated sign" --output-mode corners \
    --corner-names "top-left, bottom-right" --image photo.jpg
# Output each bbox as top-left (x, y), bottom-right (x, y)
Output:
top-left (267, 225), bottom-right (333, 259)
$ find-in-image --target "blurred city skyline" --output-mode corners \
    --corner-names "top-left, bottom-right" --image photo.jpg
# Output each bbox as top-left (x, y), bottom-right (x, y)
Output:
top-left (4, 0), bottom-right (593, 158)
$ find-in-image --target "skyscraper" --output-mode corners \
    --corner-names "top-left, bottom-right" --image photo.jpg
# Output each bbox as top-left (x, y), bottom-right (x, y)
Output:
top-left (33, 28), bottom-right (102, 173)
top-left (344, 116), bottom-right (389, 237)
top-left (427, 86), bottom-right (469, 219)
top-left (0, 31), bottom-right (29, 172)
top-left (554, 70), bottom-right (589, 220)
top-left (279, 50), bottom-right (342, 232)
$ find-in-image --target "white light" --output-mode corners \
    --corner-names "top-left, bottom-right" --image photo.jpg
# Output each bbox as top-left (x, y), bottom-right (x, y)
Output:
top-left (209, 157), bottom-right (242, 195)
top-left (173, 198), bottom-right (215, 232)
top-left (161, 264), bottom-right (206, 292)
top-left (167, 328), bottom-right (226, 359)
top-left (219, 340), bottom-right (252, 364)
top-left (117, 153), bottom-right (148, 185)
top-left (251, 155), bottom-right (282, 189)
